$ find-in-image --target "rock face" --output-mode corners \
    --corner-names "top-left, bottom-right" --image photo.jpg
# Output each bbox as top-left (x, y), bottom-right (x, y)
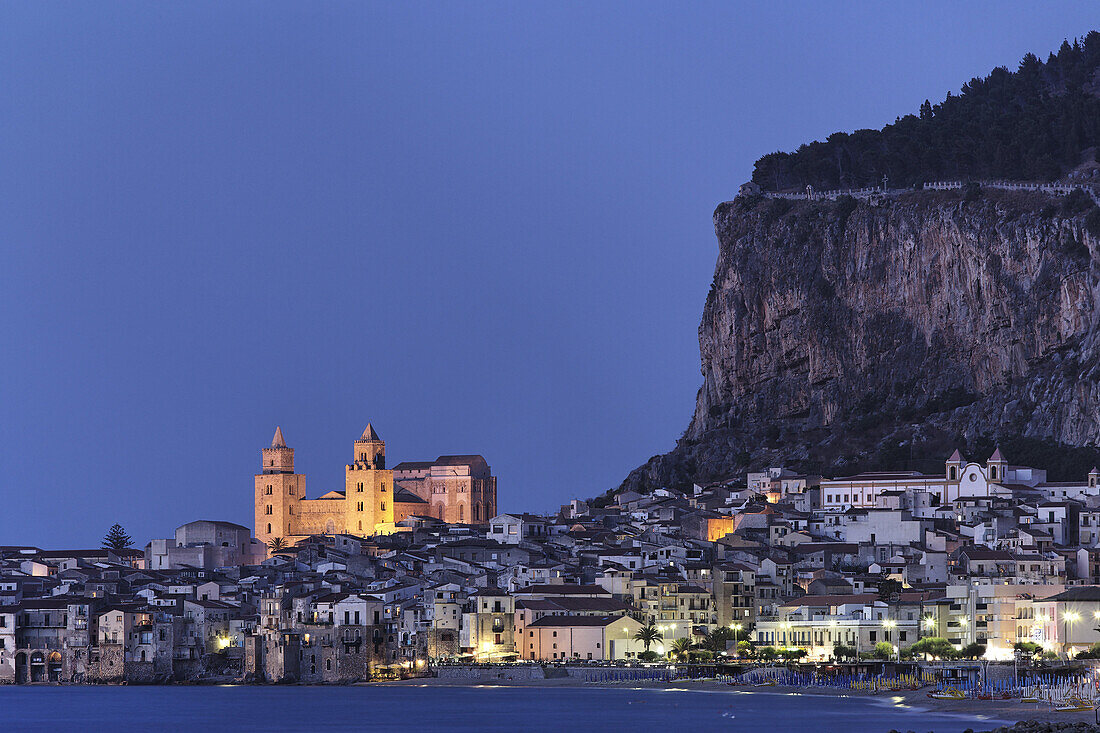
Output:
top-left (622, 189), bottom-right (1100, 492)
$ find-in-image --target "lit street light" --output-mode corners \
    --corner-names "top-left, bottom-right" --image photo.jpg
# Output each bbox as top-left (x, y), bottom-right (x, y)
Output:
top-left (1064, 610), bottom-right (1080, 658)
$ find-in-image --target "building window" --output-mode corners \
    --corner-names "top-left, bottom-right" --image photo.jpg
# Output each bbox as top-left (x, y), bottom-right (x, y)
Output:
top-left (267, 523), bottom-right (272, 534)
top-left (266, 485), bottom-right (272, 495)
top-left (265, 505), bottom-right (272, 515)
top-left (380, 502), bottom-right (386, 512)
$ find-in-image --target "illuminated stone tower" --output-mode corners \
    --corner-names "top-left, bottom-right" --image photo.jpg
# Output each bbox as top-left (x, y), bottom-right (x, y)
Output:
top-left (344, 424), bottom-right (395, 536)
top-left (254, 426), bottom-right (305, 548)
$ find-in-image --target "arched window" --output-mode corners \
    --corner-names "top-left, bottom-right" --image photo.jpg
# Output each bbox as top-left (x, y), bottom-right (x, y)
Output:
top-left (266, 523), bottom-right (272, 534)
top-left (949, 466), bottom-right (957, 481)
top-left (990, 465), bottom-right (998, 480)
top-left (358, 521), bottom-right (363, 531)
top-left (325, 519), bottom-right (336, 535)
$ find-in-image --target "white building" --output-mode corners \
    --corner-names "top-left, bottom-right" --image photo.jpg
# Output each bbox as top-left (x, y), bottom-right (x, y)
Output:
top-left (488, 514), bottom-right (550, 545)
top-left (820, 449), bottom-right (1048, 512)
top-left (522, 615), bottom-right (643, 661)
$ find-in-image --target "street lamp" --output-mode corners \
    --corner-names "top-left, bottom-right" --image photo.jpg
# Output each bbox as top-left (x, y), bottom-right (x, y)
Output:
top-left (1064, 611), bottom-right (1080, 657)
top-left (883, 619), bottom-right (897, 661)
top-left (922, 615), bottom-right (936, 636)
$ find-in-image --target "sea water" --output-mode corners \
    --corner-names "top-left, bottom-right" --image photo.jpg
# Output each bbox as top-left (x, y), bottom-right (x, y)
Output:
top-left (0, 684), bottom-right (1012, 732)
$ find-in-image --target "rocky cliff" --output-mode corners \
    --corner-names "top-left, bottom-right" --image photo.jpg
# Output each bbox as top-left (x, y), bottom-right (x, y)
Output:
top-left (621, 188), bottom-right (1100, 493)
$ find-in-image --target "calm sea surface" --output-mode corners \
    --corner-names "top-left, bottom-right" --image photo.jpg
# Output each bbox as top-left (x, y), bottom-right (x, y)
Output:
top-left (1, 684), bottom-right (1010, 732)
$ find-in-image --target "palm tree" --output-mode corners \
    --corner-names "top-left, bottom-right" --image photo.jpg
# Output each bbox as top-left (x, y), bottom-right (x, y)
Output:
top-left (634, 624), bottom-right (663, 653)
top-left (267, 537), bottom-right (289, 554)
top-left (670, 637), bottom-right (696, 662)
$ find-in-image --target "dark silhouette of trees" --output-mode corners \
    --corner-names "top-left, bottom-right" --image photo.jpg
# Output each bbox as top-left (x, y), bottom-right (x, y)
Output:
top-left (752, 33), bottom-right (1100, 191)
top-left (102, 524), bottom-right (133, 551)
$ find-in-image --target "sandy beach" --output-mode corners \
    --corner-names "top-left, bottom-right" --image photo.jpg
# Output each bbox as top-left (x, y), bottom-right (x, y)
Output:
top-left (383, 675), bottom-right (1099, 729)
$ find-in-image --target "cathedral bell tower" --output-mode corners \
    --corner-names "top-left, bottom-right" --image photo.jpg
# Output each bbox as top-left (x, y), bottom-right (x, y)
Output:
top-left (353, 423), bottom-right (386, 469)
top-left (344, 423), bottom-right (395, 536)
top-left (254, 427), bottom-right (305, 550)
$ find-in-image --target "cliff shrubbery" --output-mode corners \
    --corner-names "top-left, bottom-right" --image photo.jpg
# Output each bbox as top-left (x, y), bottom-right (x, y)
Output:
top-left (752, 33), bottom-right (1100, 191)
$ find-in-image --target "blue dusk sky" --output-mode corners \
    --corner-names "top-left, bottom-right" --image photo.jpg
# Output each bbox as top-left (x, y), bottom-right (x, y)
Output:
top-left (0, 3), bottom-right (1095, 547)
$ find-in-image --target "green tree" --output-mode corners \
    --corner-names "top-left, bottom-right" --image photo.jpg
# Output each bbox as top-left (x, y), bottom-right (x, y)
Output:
top-left (757, 646), bottom-right (779, 662)
top-left (871, 641), bottom-right (895, 660)
top-left (1074, 642), bottom-right (1100, 659)
top-left (832, 643), bottom-right (857, 661)
top-left (669, 637), bottom-right (696, 662)
top-left (779, 648), bottom-right (806, 662)
top-left (959, 642), bottom-right (986, 660)
top-left (735, 640), bottom-right (755, 659)
top-left (634, 624), bottom-right (663, 653)
top-left (102, 524), bottom-right (133, 552)
top-left (702, 626), bottom-right (738, 653)
top-left (267, 537), bottom-right (290, 554)
top-left (908, 637), bottom-right (956, 660)
top-left (1013, 641), bottom-right (1042, 659)
top-left (875, 578), bottom-right (904, 602)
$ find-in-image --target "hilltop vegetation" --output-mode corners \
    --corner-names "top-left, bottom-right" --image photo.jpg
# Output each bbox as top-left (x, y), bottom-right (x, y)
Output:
top-left (753, 33), bottom-right (1100, 192)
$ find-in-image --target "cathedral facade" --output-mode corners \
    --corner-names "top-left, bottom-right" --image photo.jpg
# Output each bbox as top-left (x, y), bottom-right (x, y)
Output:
top-left (254, 425), bottom-right (496, 548)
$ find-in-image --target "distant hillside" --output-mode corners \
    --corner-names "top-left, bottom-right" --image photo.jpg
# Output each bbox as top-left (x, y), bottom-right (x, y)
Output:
top-left (753, 33), bottom-right (1100, 192)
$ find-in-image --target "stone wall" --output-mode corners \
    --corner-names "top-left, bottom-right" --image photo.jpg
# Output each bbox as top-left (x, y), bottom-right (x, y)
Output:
top-left (434, 664), bottom-right (546, 680)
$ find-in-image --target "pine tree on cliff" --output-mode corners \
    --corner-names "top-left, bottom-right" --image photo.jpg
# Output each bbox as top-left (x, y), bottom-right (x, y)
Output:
top-left (102, 523), bottom-right (133, 551)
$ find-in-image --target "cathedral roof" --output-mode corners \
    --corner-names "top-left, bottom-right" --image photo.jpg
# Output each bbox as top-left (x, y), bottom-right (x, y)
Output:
top-left (272, 426), bottom-right (287, 449)
top-left (359, 423), bottom-right (381, 441)
top-left (947, 449), bottom-right (963, 462)
top-left (435, 455), bottom-right (488, 467)
top-left (989, 447), bottom-right (1005, 461)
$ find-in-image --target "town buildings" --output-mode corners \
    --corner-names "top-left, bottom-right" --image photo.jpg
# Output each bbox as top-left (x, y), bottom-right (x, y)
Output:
top-left (7, 446), bottom-right (1100, 683)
